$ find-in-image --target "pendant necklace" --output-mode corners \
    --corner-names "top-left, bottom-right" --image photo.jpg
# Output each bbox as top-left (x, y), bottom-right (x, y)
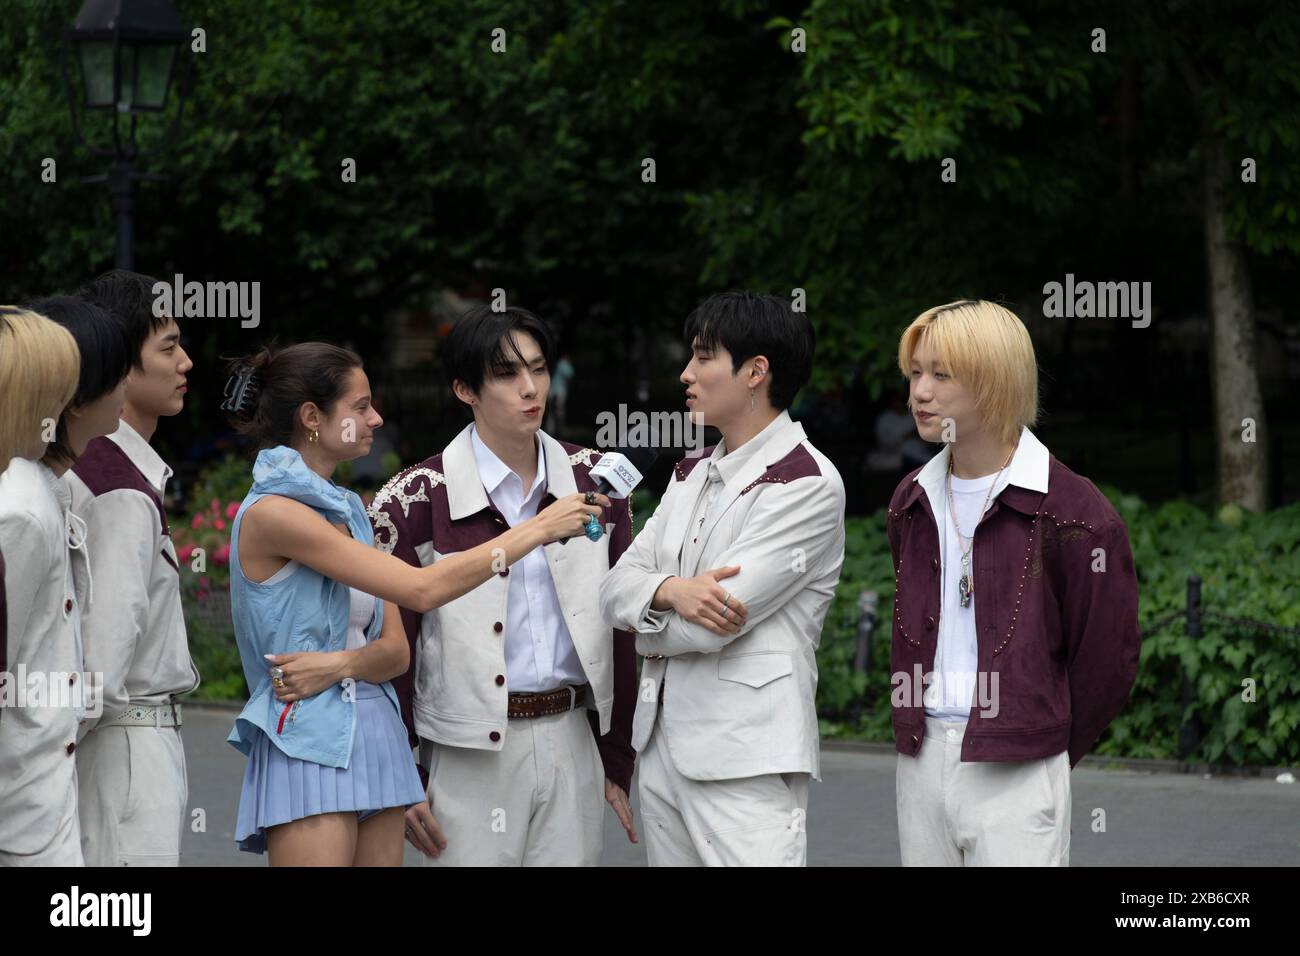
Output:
top-left (946, 445), bottom-right (1014, 608)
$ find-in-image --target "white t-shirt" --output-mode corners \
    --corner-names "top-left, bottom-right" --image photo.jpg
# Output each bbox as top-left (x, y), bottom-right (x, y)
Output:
top-left (347, 586), bottom-right (376, 652)
top-left (924, 470), bottom-right (1002, 721)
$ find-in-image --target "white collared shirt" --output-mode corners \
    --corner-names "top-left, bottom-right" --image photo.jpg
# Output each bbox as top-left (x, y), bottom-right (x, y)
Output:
top-left (109, 418), bottom-right (173, 495)
top-left (912, 427), bottom-right (1051, 720)
top-left (64, 419), bottom-right (199, 736)
top-left (469, 425), bottom-right (585, 693)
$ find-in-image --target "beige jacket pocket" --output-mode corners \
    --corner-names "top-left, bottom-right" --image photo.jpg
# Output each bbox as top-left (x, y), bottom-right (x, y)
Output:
top-left (718, 652), bottom-right (793, 688)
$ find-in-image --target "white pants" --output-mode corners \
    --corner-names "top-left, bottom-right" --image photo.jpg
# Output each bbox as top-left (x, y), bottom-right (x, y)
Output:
top-left (76, 725), bottom-right (188, 866)
top-left (419, 707), bottom-right (604, 866)
top-left (896, 716), bottom-right (1071, 866)
top-left (0, 775), bottom-right (83, 867)
top-left (638, 720), bottom-right (810, 867)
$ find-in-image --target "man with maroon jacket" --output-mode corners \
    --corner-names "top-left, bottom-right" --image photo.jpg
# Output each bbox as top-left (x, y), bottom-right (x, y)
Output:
top-left (889, 299), bottom-right (1141, 866)
top-left (370, 305), bottom-right (638, 866)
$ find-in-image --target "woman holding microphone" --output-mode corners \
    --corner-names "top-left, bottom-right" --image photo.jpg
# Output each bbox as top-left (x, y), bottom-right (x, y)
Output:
top-left (223, 342), bottom-right (607, 866)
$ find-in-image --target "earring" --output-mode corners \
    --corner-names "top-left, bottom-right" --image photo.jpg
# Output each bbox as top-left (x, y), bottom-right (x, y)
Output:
top-left (308, 429), bottom-right (319, 444)
top-left (750, 390), bottom-right (756, 412)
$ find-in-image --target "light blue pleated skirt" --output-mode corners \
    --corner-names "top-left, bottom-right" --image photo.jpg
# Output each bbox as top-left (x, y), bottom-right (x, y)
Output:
top-left (235, 680), bottom-right (425, 853)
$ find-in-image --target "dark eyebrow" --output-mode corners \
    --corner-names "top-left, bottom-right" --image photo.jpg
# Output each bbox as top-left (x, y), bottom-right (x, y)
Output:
top-left (161, 332), bottom-right (180, 345)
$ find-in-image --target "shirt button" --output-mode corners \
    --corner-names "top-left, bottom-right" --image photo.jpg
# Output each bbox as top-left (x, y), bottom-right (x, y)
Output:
top-left (66, 742), bottom-right (76, 755)
top-left (489, 731), bottom-right (501, 742)
top-left (493, 622), bottom-right (503, 633)
top-left (931, 557), bottom-right (940, 572)
top-left (495, 675), bottom-right (505, 686)
top-left (910, 734), bottom-right (920, 749)
top-left (947, 728), bottom-right (956, 738)
top-left (499, 569), bottom-right (509, 577)
top-left (69, 674), bottom-right (76, 685)
top-left (64, 598), bottom-right (73, 613)
top-left (925, 615), bottom-right (936, 629)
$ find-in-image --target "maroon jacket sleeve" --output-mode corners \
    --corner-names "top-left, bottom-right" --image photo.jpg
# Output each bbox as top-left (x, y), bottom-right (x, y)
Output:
top-left (369, 473), bottom-right (431, 788)
top-left (588, 491), bottom-right (637, 794)
top-left (1060, 514), bottom-right (1142, 767)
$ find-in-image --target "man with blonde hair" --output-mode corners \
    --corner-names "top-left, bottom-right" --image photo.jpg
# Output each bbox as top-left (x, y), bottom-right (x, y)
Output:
top-left (0, 306), bottom-right (86, 865)
top-left (888, 298), bottom-right (1140, 866)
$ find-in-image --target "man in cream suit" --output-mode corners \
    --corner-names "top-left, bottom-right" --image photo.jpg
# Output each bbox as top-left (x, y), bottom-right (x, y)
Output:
top-left (371, 305), bottom-right (638, 866)
top-left (599, 292), bottom-right (845, 866)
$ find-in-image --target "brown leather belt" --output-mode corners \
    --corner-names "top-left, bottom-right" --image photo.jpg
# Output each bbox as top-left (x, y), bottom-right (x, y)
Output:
top-left (507, 683), bottom-right (588, 719)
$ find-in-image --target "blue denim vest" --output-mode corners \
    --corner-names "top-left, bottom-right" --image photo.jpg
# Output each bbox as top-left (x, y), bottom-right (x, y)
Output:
top-left (225, 445), bottom-right (400, 768)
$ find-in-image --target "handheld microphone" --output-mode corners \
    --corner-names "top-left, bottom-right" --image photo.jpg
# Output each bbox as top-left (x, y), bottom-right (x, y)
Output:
top-left (578, 446), bottom-right (659, 541)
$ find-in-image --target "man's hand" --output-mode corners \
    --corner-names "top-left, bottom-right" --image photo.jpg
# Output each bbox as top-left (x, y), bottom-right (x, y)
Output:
top-left (404, 800), bottom-right (448, 858)
top-left (651, 566), bottom-right (748, 636)
top-left (606, 779), bottom-right (637, 844)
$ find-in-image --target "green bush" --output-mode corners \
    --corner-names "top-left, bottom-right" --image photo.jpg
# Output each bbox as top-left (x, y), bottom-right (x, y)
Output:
top-left (1103, 494), bottom-right (1300, 765)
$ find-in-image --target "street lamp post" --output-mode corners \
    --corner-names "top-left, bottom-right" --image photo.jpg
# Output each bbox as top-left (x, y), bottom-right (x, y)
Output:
top-left (62, 0), bottom-right (189, 270)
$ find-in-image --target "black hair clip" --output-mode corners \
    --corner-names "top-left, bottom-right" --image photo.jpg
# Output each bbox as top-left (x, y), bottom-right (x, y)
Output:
top-left (220, 363), bottom-right (260, 415)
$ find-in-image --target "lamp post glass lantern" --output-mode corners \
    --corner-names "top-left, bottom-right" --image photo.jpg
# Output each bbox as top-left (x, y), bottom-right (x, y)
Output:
top-left (65, 0), bottom-right (188, 269)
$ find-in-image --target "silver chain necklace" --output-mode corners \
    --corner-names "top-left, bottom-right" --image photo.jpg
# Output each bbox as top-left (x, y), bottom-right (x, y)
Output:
top-left (945, 445), bottom-right (1015, 608)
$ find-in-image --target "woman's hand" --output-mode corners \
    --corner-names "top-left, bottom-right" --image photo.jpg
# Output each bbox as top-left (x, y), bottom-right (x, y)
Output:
top-left (265, 651), bottom-right (349, 702)
top-left (532, 492), bottom-right (612, 544)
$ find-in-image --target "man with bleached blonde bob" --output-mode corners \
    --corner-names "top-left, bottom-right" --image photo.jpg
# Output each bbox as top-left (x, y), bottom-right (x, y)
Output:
top-left (888, 299), bottom-right (1140, 866)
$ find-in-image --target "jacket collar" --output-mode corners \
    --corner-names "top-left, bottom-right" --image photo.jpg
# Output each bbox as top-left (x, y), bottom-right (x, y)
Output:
top-left (470, 424), bottom-right (546, 501)
top-left (106, 418), bottom-right (172, 496)
top-left (250, 445), bottom-right (354, 524)
top-left (710, 410), bottom-right (793, 483)
top-left (687, 413), bottom-right (808, 568)
top-left (446, 424), bottom-right (577, 521)
top-left (900, 426), bottom-right (1050, 518)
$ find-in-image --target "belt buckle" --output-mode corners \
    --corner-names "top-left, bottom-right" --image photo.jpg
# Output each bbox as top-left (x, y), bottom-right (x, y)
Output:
top-left (566, 685), bottom-right (576, 712)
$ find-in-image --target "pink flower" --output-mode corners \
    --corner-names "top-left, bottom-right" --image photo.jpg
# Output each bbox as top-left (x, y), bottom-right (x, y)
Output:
top-left (191, 513), bottom-right (206, 529)
top-left (213, 518), bottom-right (226, 532)
top-left (210, 498), bottom-right (221, 514)
top-left (214, 543), bottom-right (230, 566)
top-left (199, 576), bottom-right (211, 590)
top-left (226, 502), bottom-right (240, 520)
top-left (178, 545), bottom-right (194, 564)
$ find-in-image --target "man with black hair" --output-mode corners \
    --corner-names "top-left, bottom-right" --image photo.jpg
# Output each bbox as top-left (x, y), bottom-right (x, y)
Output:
top-left (599, 291), bottom-right (845, 866)
top-left (64, 270), bottom-right (200, 867)
top-left (370, 304), bottom-right (639, 866)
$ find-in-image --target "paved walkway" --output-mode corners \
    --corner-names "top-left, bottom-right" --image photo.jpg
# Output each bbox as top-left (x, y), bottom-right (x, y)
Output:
top-left (180, 706), bottom-right (1299, 866)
